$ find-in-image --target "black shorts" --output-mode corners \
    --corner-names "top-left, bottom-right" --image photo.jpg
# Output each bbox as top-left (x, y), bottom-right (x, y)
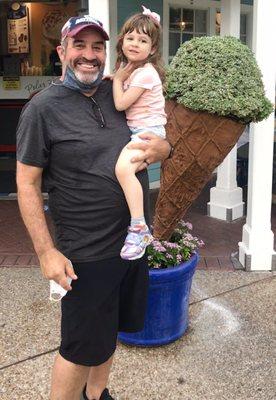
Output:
top-left (59, 256), bottom-right (149, 366)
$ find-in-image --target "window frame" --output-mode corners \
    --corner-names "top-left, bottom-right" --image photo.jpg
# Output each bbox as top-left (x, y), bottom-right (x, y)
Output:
top-left (163, 0), bottom-right (253, 65)
top-left (168, 6), bottom-right (208, 62)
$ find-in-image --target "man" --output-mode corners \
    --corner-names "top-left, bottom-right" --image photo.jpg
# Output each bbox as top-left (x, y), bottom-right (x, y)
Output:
top-left (16, 16), bottom-right (170, 400)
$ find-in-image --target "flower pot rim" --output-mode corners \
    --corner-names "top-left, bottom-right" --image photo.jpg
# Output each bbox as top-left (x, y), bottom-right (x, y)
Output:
top-left (149, 252), bottom-right (199, 276)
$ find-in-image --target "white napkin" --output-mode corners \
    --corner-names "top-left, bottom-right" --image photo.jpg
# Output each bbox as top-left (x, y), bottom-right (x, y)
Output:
top-left (49, 260), bottom-right (73, 301)
top-left (49, 278), bottom-right (72, 301)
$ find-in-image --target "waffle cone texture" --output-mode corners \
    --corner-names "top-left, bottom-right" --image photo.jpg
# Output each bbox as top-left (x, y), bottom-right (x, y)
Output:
top-left (153, 101), bottom-right (246, 240)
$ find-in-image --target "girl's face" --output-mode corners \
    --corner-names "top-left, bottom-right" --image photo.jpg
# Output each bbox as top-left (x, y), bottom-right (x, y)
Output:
top-left (122, 29), bottom-right (154, 64)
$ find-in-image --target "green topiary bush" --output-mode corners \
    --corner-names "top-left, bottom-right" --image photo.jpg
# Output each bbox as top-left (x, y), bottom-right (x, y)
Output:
top-left (166, 36), bottom-right (273, 124)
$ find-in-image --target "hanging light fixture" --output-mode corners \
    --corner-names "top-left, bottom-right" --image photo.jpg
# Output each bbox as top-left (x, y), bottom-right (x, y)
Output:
top-left (180, 21), bottom-right (186, 30)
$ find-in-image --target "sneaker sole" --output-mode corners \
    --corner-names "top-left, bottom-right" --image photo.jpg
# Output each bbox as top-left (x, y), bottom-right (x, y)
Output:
top-left (120, 247), bottom-right (146, 261)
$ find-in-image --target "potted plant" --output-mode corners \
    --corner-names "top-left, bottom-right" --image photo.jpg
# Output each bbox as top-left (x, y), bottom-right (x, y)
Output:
top-left (118, 220), bottom-right (204, 346)
top-left (153, 36), bottom-right (273, 240)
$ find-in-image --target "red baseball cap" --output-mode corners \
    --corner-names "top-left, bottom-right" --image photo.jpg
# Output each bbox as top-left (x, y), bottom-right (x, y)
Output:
top-left (61, 15), bottom-right (109, 41)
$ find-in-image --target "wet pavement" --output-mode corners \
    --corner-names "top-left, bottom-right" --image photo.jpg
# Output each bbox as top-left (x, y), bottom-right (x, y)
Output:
top-left (0, 267), bottom-right (275, 399)
top-left (0, 182), bottom-right (275, 399)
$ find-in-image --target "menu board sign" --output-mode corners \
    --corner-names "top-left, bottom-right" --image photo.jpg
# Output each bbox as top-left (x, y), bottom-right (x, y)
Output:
top-left (7, 3), bottom-right (29, 54)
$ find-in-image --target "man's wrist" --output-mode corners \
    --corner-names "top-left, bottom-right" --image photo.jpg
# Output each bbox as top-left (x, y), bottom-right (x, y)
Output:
top-left (37, 246), bottom-right (56, 259)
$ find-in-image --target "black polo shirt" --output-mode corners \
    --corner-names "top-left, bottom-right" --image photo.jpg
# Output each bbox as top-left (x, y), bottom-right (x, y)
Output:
top-left (16, 80), bottom-right (149, 262)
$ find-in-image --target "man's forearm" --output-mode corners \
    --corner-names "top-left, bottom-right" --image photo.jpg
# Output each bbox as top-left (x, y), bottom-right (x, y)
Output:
top-left (17, 184), bottom-right (55, 257)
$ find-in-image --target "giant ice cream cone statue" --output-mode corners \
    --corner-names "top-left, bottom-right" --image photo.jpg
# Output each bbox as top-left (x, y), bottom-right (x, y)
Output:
top-left (153, 102), bottom-right (245, 239)
top-left (153, 37), bottom-right (273, 240)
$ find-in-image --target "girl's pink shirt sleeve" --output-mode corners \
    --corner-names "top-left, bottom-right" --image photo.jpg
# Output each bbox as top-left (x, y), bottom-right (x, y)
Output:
top-left (124, 64), bottom-right (167, 128)
top-left (127, 66), bottom-right (159, 90)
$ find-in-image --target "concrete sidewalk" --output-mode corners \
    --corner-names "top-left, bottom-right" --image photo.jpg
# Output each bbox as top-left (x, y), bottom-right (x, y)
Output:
top-left (0, 267), bottom-right (275, 399)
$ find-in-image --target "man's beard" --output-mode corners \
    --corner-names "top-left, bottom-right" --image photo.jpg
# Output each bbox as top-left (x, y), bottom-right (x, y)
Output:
top-left (74, 69), bottom-right (101, 84)
top-left (62, 58), bottom-right (105, 93)
top-left (71, 57), bottom-right (104, 84)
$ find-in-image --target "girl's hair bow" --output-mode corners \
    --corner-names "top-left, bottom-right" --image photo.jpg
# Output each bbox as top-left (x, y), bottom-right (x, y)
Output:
top-left (142, 5), bottom-right (161, 24)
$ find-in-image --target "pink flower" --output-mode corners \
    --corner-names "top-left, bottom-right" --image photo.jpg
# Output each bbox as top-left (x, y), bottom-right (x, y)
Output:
top-left (152, 240), bottom-right (166, 252)
top-left (147, 219), bottom-right (204, 268)
top-left (163, 241), bottom-right (179, 249)
top-left (179, 220), bottom-right (193, 230)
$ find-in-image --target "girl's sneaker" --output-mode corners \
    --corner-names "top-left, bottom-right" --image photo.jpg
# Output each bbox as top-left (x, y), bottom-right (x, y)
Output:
top-left (120, 225), bottom-right (153, 260)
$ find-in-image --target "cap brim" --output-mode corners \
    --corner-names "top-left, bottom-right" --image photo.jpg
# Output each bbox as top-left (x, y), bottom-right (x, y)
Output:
top-left (66, 23), bottom-right (109, 40)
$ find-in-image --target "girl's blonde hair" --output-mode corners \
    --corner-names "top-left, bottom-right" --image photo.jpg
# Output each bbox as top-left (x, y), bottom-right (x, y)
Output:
top-left (116, 13), bottom-right (165, 82)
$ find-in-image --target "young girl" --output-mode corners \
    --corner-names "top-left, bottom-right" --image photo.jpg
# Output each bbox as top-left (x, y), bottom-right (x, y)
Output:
top-left (113, 6), bottom-right (167, 260)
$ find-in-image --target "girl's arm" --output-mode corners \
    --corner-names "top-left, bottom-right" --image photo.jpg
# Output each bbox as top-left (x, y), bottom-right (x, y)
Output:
top-left (113, 80), bottom-right (145, 111)
top-left (113, 63), bottom-right (145, 111)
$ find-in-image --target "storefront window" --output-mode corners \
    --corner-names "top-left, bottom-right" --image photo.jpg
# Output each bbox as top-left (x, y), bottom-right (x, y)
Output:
top-left (169, 7), bottom-right (208, 62)
top-left (168, 7), bottom-right (248, 62)
top-left (0, 0), bottom-right (88, 77)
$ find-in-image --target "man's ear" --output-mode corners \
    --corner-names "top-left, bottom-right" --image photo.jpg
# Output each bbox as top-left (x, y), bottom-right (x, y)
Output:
top-left (56, 45), bottom-right (65, 62)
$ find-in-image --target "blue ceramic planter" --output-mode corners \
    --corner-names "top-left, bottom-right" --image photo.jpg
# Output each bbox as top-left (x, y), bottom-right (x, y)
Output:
top-left (118, 252), bottom-right (198, 346)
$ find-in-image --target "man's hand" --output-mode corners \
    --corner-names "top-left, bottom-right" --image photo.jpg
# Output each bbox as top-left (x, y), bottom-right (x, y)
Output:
top-left (39, 248), bottom-right (78, 291)
top-left (127, 132), bottom-right (171, 171)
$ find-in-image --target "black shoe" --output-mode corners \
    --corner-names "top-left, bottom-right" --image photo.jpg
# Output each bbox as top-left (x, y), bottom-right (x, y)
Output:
top-left (99, 389), bottom-right (115, 400)
top-left (81, 385), bottom-right (115, 400)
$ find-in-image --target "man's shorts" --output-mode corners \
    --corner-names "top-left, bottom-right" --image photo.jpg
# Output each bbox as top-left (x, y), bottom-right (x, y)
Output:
top-left (59, 256), bottom-right (149, 366)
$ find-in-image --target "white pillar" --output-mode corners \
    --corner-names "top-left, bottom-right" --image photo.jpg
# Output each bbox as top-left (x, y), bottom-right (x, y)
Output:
top-left (207, 0), bottom-right (244, 221)
top-left (208, 7), bottom-right (217, 36)
top-left (238, 0), bottom-right (276, 271)
top-left (88, 0), bottom-right (111, 74)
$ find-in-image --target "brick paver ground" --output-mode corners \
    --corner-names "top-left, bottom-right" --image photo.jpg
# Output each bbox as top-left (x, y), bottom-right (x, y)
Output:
top-left (1, 182), bottom-right (275, 270)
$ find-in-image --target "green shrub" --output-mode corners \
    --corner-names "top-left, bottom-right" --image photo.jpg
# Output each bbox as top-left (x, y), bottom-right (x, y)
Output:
top-left (166, 36), bottom-right (273, 124)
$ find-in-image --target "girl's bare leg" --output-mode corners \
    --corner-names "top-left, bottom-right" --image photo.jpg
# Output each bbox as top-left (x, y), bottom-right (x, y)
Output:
top-left (115, 146), bottom-right (145, 220)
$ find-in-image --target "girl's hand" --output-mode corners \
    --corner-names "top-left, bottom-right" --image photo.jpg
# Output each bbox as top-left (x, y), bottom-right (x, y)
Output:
top-left (114, 62), bottom-right (135, 82)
